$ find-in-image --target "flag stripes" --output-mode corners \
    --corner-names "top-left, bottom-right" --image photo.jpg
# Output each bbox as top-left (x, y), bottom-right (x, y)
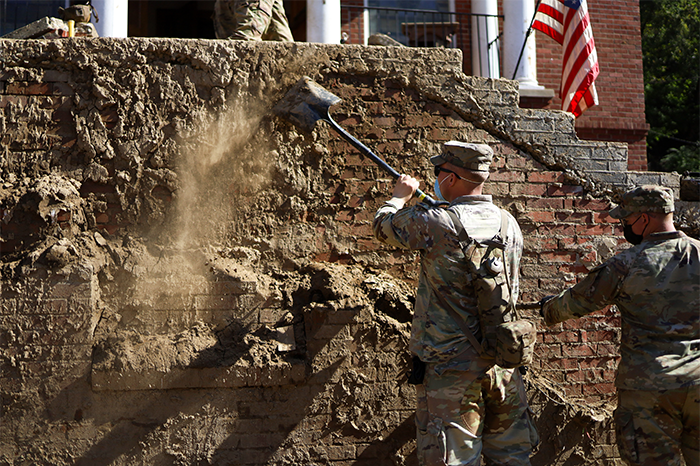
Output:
top-left (533, 0), bottom-right (599, 117)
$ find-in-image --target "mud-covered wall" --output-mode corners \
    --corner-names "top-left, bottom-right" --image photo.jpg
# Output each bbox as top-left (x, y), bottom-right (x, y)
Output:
top-left (1, 39), bottom-right (698, 465)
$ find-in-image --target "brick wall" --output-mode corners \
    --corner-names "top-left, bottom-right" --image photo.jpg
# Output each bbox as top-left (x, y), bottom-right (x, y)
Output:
top-left (1, 272), bottom-right (98, 447)
top-left (341, 0), bottom-right (365, 45)
top-left (323, 78), bottom-right (625, 406)
top-left (0, 70), bottom-right (133, 250)
top-left (0, 40), bottom-right (691, 465)
top-left (529, 0), bottom-right (649, 170)
top-left (340, 0), bottom-right (649, 170)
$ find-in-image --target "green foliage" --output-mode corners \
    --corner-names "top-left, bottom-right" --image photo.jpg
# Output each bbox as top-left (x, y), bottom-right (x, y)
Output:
top-left (640, 0), bottom-right (700, 171)
top-left (660, 145), bottom-right (700, 173)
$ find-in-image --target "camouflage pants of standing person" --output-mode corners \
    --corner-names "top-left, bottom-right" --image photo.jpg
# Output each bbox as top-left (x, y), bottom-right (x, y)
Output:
top-left (415, 363), bottom-right (539, 466)
top-left (214, 0), bottom-right (294, 42)
top-left (615, 386), bottom-right (700, 466)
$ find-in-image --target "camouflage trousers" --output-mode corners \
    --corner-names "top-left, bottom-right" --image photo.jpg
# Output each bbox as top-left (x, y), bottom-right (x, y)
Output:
top-left (214, 0), bottom-right (294, 42)
top-left (415, 362), bottom-right (538, 466)
top-left (615, 386), bottom-right (700, 466)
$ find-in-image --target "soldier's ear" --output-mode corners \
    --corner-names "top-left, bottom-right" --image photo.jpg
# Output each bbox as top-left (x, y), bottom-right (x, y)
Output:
top-left (447, 172), bottom-right (459, 186)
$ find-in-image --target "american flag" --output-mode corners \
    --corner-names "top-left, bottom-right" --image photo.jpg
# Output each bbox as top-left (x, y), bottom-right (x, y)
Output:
top-left (533, 0), bottom-right (599, 117)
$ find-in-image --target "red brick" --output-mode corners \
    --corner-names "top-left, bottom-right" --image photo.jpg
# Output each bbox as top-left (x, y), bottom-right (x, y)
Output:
top-left (489, 171), bottom-right (526, 182)
top-left (336, 210), bottom-right (353, 222)
top-left (528, 172), bottom-right (565, 183)
top-left (563, 384), bottom-right (583, 397)
top-left (547, 358), bottom-right (580, 371)
top-left (539, 251), bottom-right (578, 263)
top-left (383, 127), bottom-right (408, 139)
top-left (562, 343), bottom-right (596, 358)
top-left (340, 169), bottom-right (358, 180)
top-left (347, 196), bottom-right (364, 208)
top-left (549, 330), bottom-right (581, 343)
top-left (555, 211), bottom-right (592, 223)
top-left (534, 344), bottom-right (562, 359)
top-left (444, 115), bottom-right (468, 128)
top-left (594, 343), bottom-right (619, 357)
top-left (586, 330), bottom-right (618, 342)
top-left (6, 82), bottom-right (50, 95)
top-left (573, 199), bottom-right (611, 211)
top-left (582, 382), bottom-right (616, 397)
top-left (593, 212), bottom-right (617, 224)
top-left (511, 183), bottom-right (548, 197)
top-left (576, 223), bottom-right (614, 235)
top-left (0, 94), bottom-right (28, 108)
top-left (537, 224), bottom-right (577, 236)
top-left (527, 198), bottom-right (565, 210)
top-left (383, 88), bottom-right (402, 100)
top-left (548, 184), bottom-right (584, 197)
top-left (365, 101), bottom-right (384, 114)
top-left (405, 114), bottom-right (435, 127)
top-left (485, 182), bottom-right (510, 196)
top-left (95, 213), bottom-right (109, 224)
top-left (430, 128), bottom-right (453, 141)
top-left (374, 141), bottom-right (403, 153)
top-left (526, 211), bottom-right (554, 223)
top-left (566, 370), bottom-right (586, 383)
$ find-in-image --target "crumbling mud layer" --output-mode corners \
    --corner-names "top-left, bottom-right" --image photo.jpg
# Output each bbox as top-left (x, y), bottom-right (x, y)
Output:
top-left (1, 39), bottom-right (698, 465)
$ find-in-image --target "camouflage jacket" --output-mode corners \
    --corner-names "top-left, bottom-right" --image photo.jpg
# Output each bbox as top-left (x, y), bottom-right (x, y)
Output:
top-left (373, 195), bottom-right (523, 372)
top-left (543, 231), bottom-right (700, 391)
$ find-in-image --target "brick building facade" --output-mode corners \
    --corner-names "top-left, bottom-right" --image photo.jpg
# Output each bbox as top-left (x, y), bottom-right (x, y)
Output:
top-left (338, 0), bottom-right (649, 170)
top-left (2, 0), bottom-right (649, 167)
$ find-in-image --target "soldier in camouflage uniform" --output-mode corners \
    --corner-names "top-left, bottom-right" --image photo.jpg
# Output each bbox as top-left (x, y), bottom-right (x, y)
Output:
top-left (214, 0), bottom-right (294, 41)
top-left (373, 141), bottom-right (538, 466)
top-left (541, 185), bottom-right (700, 466)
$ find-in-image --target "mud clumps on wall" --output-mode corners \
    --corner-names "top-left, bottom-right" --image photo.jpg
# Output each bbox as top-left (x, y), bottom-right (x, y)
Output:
top-left (4, 38), bottom-right (686, 465)
top-left (1, 65), bottom-right (419, 460)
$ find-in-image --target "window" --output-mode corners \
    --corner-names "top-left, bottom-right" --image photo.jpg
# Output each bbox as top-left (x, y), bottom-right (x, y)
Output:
top-left (366, 0), bottom-right (454, 46)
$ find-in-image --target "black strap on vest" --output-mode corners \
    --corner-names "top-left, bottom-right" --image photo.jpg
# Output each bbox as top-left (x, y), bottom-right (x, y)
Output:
top-left (440, 209), bottom-right (517, 353)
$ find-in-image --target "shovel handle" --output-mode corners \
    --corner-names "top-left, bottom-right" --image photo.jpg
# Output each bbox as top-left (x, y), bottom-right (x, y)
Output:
top-left (326, 116), bottom-right (441, 207)
top-left (413, 187), bottom-right (440, 207)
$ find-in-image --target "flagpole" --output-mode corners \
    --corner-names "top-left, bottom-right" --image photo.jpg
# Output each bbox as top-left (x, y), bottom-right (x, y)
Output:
top-left (511, 0), bottom-right (543, 80)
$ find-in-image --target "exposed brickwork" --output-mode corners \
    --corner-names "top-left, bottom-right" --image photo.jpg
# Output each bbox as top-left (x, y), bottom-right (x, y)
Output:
top-left (305, 76), bottom-right (628, 408)
top-left (340, 0), bottom-right (648, 170)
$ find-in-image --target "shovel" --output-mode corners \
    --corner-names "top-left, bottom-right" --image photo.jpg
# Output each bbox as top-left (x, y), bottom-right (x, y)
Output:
top-left (273, 77), bottom-right (440, 207)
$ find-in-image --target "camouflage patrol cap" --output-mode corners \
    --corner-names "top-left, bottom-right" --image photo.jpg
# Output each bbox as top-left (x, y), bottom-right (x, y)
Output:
top-left (609, 185), bottom-right (675, 219)
top-left (430, 141), bottom-right (494, 172)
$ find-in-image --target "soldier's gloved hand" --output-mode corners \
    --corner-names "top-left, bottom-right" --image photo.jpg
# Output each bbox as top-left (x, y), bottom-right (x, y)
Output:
top-left (538, 295), bottom-right (556, 318)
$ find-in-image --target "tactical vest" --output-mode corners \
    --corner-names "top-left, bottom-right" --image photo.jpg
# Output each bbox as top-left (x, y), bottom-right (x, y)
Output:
top-left (445, 209), bottom-right (536, 369)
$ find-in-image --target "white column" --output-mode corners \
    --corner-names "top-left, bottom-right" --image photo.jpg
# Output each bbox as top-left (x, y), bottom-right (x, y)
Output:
top-left (91, 0), bottom-right (128, 38)
top-left (362, 0), bottom-right (370, 45)
top-left (503, 0), bottom-right (543, 89)
top-left (471, 0), bottom-right (499, 78)
top-left (307, 0), bottom-right (342, 44)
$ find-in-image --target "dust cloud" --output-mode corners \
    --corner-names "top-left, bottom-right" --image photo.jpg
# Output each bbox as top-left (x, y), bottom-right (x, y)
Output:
top-left (171, 94), bottom-right (276, 251)
top-left (111, 93), bottom-right (281, 340)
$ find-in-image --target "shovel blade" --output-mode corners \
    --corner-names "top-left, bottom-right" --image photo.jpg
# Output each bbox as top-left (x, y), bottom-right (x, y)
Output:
top-left (273, 77), bottom-right (342, 133)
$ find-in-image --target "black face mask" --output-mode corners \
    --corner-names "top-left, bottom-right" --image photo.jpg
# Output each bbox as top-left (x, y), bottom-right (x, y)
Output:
top-left (622, 215), bottom-right (645, 245)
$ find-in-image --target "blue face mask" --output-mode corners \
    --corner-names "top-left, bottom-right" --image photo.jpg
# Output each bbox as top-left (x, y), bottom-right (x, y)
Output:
top-left (434, 177), bottom-right (447, 201)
